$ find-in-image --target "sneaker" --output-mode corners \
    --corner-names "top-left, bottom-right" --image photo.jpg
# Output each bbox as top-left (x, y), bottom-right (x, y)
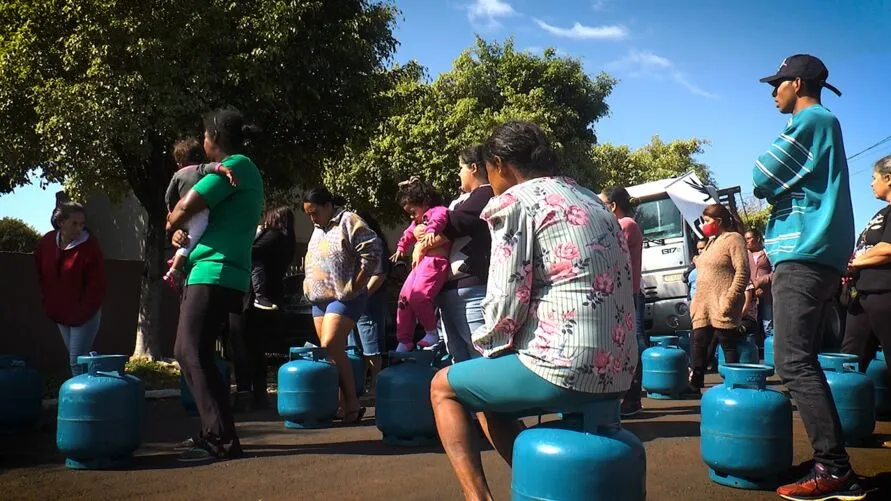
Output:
top-left (253, 298), bottom-right (278, 310)
top-left (417, 333), bottom-right (441, 348)
top-left (620, 400), bottom-right (643, 418)
top-left (174, 437), bottom-right (196, 451)
top-left (776, 463), bottom-right (866, 501)
top-left (177, 445), bottom-right (216, 463)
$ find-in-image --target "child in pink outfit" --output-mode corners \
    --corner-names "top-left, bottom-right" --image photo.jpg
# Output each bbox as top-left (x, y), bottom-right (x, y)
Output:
top-left (390, 177), bottom-right (452, 352)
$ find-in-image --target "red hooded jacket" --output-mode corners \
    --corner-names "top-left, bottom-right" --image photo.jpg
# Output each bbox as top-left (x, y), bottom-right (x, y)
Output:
top-left (34, 230), bottom-right (107, 326)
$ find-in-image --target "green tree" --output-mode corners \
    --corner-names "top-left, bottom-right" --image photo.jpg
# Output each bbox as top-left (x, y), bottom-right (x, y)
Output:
top-left (0, 217), bottom-right (41, 253)
top-left (592, 136), bottom-right (714, 190)
top-left (322, 38), bottom-right (616, 224)
top-left (0, 0), bottom-right (398, 359)
top-left (739, 200), bottom-right (771, 235)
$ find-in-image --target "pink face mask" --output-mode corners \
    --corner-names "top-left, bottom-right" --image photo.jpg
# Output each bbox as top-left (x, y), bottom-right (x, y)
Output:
top-left (701, 221), bottom-right (720, 238)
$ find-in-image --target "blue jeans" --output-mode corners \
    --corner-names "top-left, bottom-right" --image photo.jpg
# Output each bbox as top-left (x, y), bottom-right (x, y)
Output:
top-left (759, 295), bottom-right (774, 338)
top-left (348, 292), bottom-right (387, 355)
top-left (437, 285), bottom-right (486, 363)
top-left (57, 309), bottom-right (102, 376)
top-left (773, 262), bottom-right (849, 471)
top-left (623, 292), bottom-right (647, 405)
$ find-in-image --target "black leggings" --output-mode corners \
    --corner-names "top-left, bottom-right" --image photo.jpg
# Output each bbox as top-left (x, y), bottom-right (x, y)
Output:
top-left (841, 291), bottom-right (891, 372)
top-left (174, 284), bottom-right (243, 449)
top-left (691, 326), bottom-right (743, 386)
top-left (228, 307), bottom-right (279, 397)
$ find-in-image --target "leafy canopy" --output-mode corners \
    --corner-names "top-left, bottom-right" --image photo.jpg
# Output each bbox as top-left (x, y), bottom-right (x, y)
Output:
top-left (322, 38), bottom-right (616, 224)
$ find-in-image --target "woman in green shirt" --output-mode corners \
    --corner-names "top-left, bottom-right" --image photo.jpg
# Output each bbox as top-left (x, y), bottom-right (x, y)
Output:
top-left (168, 107), bottom-right (264, 462)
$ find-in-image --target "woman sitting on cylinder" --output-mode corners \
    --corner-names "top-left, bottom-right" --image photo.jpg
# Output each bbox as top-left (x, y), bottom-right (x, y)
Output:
top-left (688, 203), bottom-right (750, 392)
top-left (430, 120), bottom-right (636, 500)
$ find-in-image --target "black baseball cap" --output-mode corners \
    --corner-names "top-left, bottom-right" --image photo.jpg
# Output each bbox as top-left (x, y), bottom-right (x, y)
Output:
top-left (759, 54), bottom-right (841, 96)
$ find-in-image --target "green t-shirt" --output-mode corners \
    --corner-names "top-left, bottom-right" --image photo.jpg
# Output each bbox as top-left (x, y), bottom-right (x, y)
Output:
top-left (187, 154), bottom-right (264, 291)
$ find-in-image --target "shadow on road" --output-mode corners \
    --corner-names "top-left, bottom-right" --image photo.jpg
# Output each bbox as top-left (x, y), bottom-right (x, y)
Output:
top-left (624, 420), bottom-right (701, 441)
top-left (862, 471), bottom-right (891, 500)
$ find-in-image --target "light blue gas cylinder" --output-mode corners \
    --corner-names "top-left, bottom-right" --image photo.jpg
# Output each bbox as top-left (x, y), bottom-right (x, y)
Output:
top-left (763, 335), bottom-right (775, 367)
top-left (376, 351), bottom-right (438, 446)
top-left (0, 355), bottom-right (43, 434)
top-left (865, 350), bottom-right (889, 419)
top-left (642, 335), bottom-right (689, 399)
top-left (277, 347), bottom-right (339, 429)
top-left (56, 353), bottom-right (145, 469)
top-left (818, 353), bottom-right (875, 446)
top-left (701, 363), bottom-right (792, 489)
top-left (345, 345), bottom-right (366, 397)
top-left (511, 399), bottom-right (647, 500)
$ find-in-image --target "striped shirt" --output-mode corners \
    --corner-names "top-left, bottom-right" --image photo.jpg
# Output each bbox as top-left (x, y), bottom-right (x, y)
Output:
top-left (473, 176), bottom-right (636, 394)
top-left (752, 104), bottom-right (854, 273)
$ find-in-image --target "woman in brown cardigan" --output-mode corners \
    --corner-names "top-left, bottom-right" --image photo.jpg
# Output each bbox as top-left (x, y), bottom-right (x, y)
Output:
top-left (689, 203), bottom-right (750, 391)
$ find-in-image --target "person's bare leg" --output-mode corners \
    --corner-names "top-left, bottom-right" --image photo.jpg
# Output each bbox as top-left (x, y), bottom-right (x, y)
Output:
top-left (318, 314), bottom-right (361, 420)
top-left (431, 368), bottom-right (493, 501)
top-left (476, 412), bottom-right (526, 466)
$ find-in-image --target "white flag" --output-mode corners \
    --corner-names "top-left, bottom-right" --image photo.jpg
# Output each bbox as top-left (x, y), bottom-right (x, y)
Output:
top-left (664, 172), bottom-right (720, 238)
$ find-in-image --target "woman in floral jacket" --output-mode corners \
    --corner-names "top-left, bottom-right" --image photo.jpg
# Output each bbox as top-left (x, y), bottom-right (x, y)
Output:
top-left (430, 121), bottom-right (636, 499)
top-left (302, 187), bottom-right (382, 424)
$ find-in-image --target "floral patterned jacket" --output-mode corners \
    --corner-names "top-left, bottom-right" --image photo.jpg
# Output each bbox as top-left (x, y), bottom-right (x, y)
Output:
top-left (474, 177), bottom-right (637, 394)
top-left (303, 209), bottom-right (382, 304)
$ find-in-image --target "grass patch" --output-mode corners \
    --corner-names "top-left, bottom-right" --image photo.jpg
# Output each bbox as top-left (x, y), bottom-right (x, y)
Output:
top-left (40, 359), bottom-right (182, 398)
top-left (125, 359), bottom-right (181, 390)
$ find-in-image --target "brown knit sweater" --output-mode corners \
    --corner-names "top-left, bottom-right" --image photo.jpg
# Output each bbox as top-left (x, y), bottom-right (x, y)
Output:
top-left (691, 231), bottom-right (750, 330)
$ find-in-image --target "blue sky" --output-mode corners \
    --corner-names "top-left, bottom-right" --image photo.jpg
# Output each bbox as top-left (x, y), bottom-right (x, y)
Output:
top-left (2, 0), bottom-right (890, 233)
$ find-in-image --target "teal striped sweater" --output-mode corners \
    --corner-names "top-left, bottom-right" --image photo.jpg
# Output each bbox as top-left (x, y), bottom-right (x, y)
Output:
top-left (752, 104), bottom-right (854, 274)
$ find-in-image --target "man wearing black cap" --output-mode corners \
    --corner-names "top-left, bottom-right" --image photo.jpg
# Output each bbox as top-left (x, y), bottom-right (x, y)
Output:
top-left (753, 54), bottom-right (864, 500)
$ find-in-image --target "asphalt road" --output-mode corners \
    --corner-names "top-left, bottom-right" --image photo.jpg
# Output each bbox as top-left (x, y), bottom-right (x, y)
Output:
top-left (1, 375), bottom-right (889, 501)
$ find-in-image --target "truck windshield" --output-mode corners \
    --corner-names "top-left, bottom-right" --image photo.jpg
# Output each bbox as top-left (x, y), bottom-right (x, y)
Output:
top-left (635, 198), bottom-right (684, 241)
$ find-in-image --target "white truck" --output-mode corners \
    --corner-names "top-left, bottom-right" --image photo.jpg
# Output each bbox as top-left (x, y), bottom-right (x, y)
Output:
top-left (626, 179), bottom-right (742, 335)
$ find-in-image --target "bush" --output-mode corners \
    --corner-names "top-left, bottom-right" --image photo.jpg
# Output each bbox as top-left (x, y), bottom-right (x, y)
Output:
top-left (0, 217), bottom-right (41, 253)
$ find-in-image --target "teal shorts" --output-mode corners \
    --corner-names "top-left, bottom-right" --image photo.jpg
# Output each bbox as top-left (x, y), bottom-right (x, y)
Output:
top-left (446, 353), bottom-right (615, 416)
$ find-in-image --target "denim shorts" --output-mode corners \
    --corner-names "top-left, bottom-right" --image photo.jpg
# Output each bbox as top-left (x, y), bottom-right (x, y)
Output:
top-left (447, 353), bottom-right (610, 416)
top-left (311, 294), bottom-right (368, 322)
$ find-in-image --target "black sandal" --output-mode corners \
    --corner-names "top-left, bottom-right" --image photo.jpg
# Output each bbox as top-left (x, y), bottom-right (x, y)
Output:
top-left (340, 406), bottom-right (366, 425)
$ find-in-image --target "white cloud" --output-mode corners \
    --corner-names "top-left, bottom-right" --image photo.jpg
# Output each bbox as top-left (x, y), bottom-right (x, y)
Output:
top-left (467, 0), bottom-right (517, 27)
top-left (591, 0), bottom-right (612, 11)
top-left (606, 49), bottom-right (718, 98)
top-left (534, 18), bottom-right (628, 40)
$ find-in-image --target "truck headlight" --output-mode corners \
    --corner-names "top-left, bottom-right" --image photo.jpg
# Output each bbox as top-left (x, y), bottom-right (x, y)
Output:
top-left (676, 302), bottom-right (689, 315)
top-left (666, 315), bottom-right (680, 329)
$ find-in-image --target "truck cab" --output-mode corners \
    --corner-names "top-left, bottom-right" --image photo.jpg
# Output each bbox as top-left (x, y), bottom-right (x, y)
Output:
top-left (627, 179), bottom-right (741, 336)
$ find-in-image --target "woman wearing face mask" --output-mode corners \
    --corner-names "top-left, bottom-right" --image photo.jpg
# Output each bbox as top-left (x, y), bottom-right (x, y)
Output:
top-left (688, 203), bottom-right (749, 392)
top-left (599, 186), bottom-right (645, 417)
top-left (35, 202), bottom-right (107, 376)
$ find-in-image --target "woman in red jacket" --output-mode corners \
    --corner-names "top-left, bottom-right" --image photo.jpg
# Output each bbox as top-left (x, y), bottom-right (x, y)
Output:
top-left (34, 202), bottom-right (106, 376)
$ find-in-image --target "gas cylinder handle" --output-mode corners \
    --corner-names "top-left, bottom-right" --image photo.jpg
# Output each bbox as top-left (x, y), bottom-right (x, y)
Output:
top-left (842, 362), bottom-right (861, 373)
top-left (289, 347), bottom-right (327, 362)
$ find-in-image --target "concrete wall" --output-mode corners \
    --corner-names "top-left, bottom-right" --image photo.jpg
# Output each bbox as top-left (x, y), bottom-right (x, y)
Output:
top-left (0, 252), bottom-right (143, 374)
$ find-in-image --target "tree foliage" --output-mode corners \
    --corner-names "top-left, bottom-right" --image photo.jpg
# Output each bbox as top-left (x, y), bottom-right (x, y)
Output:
top-left (0, 0), bottom-right (399, 358)
top-left (739, 199), bottom-right (772, 235)
top-left (0, 217), bottom-right (41, 253)
top-left (592, 136), bottom-right (714, 190)
top-left (322, 38), bottom-right (616, 224)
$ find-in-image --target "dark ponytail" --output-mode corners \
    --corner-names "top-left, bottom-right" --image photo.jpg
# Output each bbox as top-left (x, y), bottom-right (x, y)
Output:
top-left (303, 187), bottom-right (346, 207)
top-left (703, 203), bottom-right (745, 233)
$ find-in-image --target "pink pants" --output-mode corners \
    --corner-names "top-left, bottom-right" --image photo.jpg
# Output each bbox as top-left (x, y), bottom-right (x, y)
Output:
top-left (396, 256), bottom-right (449, 345)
